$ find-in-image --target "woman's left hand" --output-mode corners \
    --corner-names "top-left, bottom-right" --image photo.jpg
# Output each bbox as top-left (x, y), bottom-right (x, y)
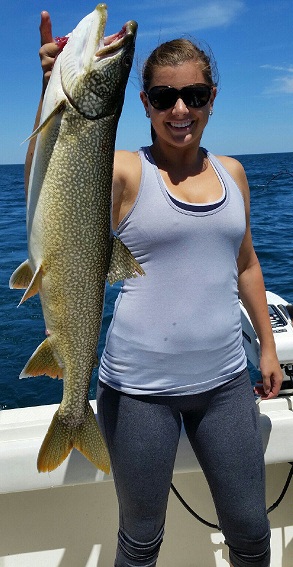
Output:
top-left (254, 352), bottom-right (283, 399)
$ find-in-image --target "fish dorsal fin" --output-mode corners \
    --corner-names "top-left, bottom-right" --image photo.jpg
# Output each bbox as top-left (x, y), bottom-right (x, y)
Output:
top-left (107, 236), bottom-right (145, 285)
top-left (20, 338), bottom-right (64, 380)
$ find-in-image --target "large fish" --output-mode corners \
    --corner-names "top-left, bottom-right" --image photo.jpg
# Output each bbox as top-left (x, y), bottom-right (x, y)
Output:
top-left (9, 4), bottom-right (142, 473)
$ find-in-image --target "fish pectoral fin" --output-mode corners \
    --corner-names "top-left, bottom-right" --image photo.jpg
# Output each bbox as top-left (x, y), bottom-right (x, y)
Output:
top-left (23, 100), bottom-right (66, 142)
top-left (37, 402), bottom-right (110, 474)
top-left (9, 260), bottom-right (34, 290)
top-left (10, 261), bottom-right (42, 305)
top-left (9, 262), bottom-right (42, 306)
top-left (18, 264), bottom-right (43, 305)
top-left (107, 235), bottom-right (145, 285)
top-left (20, 338), bottom-right (64, 379)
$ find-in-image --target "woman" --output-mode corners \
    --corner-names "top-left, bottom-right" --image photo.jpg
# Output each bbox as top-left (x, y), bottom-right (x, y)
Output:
top-left (27, 12), bottom-right (283, 567)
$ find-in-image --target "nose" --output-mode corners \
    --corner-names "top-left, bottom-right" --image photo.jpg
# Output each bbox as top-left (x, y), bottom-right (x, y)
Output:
top-left (172, 97), bottom-right (189, 115)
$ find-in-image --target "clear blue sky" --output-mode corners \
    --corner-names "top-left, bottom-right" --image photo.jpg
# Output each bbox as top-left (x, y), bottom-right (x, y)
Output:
top-left (0, 0), bottom-right (292, 164)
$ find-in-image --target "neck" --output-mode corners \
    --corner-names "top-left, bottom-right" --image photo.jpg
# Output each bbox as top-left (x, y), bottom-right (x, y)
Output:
top-left (150, 140), bottom-right (205, 175)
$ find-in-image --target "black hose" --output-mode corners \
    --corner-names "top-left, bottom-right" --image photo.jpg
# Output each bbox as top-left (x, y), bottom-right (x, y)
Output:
top-left (266, 462), bottom-right (293, 514)
top-left (171, 462), bottom-right (293, 530)
top-left (170, 482), bottom-right (221, 531)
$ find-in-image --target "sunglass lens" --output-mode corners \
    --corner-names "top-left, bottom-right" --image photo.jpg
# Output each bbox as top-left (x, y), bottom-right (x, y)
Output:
top-left (184, 86), bottom-right (211, 108)
top-left (147, 85), bottom-right (211, 110)
top-left (148, 88), bottom-right (177, 110)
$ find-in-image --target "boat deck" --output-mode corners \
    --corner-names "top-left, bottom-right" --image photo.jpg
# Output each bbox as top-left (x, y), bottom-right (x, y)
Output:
top-left (0, 396), bottom-right (292, 566)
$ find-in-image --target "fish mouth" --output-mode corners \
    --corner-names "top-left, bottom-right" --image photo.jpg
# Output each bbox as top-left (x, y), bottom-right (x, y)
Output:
top-left (95, 20), bottom-right (138, 60)
top-left (60, 5), bottom-right (137, 118)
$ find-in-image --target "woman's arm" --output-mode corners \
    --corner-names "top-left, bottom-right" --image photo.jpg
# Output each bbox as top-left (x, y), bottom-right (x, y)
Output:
top-left (112, 151), bottom-right (142, 230)
top-left (222, 157), bottom-right (283, 399)
top-left (238, 234), bottom-right (283, 399)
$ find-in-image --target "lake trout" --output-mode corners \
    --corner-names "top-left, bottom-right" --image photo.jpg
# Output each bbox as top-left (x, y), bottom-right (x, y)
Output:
top-left (9, 4), bottom-right (141, 473)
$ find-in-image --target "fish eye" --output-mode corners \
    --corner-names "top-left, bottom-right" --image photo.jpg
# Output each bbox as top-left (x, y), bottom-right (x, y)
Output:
top-left (123, 55), bottom-right (132, 68)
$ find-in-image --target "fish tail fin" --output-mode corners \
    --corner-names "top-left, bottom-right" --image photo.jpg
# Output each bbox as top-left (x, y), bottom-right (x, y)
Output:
top-left (37, 402), bottom-right (110, 474)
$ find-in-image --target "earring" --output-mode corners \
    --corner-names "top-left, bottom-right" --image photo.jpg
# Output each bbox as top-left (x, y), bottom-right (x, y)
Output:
top-left (146, 110), bottom-right (150, 118)
top-left (209, 109), bottom-right (213, 116)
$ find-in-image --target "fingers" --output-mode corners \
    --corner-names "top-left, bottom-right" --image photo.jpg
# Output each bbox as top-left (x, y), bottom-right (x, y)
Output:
top-left (269, 373), bottom-right (283, 397)
top-left (40, 11), bottom-right (54, 46)
top-left (39, 42), bottom-right (59, 84)
top-left (261, 374), bottom-right (272, 396)
top-left (254, 382), bottom-right (273, 400)
top-left (254, 382), bottom-right (269, 399)
top-left (254, 372), bottom-right (283, 400)
top-left (38, 12), bottom-right (59, 90)
top-left (256, 352), bottom-right (284, 400)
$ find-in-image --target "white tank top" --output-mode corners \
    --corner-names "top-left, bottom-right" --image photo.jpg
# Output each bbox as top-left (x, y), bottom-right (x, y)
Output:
top-left (99, 147), bottom-right (247, 395)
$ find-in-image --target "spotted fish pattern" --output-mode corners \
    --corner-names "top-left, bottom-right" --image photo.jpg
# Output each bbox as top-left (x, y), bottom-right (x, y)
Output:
top-left (9, 5), bottom-right (141, 473)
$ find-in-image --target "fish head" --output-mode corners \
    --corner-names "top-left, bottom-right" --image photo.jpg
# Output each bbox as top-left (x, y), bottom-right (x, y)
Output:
top-left (60, 3), bottom-right (137, 120)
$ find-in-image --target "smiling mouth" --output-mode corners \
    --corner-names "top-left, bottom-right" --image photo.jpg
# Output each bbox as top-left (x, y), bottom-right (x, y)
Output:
top-left (169, 120), bottom-right (193, 129)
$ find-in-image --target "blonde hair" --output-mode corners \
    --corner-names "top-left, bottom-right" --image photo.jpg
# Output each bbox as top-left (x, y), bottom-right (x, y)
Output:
top-left (142, 38), bottom-right (219, 92)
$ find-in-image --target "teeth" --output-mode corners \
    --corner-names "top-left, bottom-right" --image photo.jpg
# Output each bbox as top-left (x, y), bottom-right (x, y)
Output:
top-left (170, 121), bottom-right (192, 128)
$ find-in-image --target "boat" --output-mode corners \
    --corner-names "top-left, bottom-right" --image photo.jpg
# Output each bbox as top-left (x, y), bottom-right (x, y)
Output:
top-left (240, 290), bottom-right (293, 394)
top-left (0, 291), bottom-right (293, 566)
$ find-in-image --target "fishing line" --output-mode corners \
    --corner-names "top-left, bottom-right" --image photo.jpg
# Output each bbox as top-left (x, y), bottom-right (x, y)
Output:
top-left (171, 462), bottom-right (293, 530)
top-left (265, 169), bottom-right (293, 187)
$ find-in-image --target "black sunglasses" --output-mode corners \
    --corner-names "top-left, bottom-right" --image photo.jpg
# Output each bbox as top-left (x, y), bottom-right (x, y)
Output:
top-left (146, 83), bottom-right (212, 110)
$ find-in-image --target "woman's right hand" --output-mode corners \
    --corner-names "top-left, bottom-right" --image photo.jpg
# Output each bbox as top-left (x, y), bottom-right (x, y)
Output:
top-left (39, 11), bottom-right (61, 91)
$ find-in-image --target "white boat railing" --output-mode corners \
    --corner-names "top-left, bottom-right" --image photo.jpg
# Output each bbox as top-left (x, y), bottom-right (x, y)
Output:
top-left (0, 396), bottom-right (293, 494)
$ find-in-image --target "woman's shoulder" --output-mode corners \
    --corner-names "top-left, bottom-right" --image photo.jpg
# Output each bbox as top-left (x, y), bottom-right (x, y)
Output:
top-left (214, 154), bottom-right (245, 176)
top-left (114, 149), bottom-right (141, 168)
top-left (113, 149), bottom-right (141, 182)
top-left (214, 154), bottom-right (248, 187)
top-left (113, 150), bottom-right (141, 185)
top-left (213, 154), bottom-right (250, 201)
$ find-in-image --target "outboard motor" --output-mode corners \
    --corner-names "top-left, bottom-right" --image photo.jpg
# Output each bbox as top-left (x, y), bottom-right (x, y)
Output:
top-left (240, 291), bottom-right (293, 394)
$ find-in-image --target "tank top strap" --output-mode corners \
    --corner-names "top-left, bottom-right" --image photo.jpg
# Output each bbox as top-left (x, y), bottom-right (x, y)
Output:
top-left (138, 146), bottom-right (160, 195)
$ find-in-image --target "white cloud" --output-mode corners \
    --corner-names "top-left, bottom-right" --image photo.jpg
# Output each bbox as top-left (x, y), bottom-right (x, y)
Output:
top-left (275, 76), bottom-right (293, 94)
top-left (137, 0), bottom-right (245, 37)
top-left (261, 64), bottom-right (293, 73)
top-left (261, 64), bottom-right (293, 94)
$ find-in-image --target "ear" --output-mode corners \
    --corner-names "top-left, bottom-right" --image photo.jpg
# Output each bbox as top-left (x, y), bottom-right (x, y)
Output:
top-left (140, 91), bottom-right (149, 113)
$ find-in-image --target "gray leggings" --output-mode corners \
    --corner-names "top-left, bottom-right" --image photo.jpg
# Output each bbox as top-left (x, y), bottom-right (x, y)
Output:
top-left (96, 369), bottom-right (270, 567)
